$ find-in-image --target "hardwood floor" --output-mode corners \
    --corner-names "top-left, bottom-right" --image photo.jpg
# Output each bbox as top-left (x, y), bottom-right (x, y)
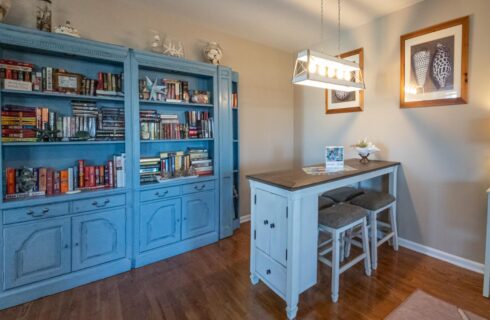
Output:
top-left (1, 222), bottom-right (489, 320)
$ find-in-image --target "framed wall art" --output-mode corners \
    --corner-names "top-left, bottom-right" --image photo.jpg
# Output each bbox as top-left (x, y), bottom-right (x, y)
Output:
top-left (400, 16), bottom-right (469, 108)
top-left (325, 47), bottom-right (364, 114)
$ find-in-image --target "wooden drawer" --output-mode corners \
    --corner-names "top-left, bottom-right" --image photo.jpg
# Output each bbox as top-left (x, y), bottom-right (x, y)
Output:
top-left (182, 180), bottom-right (215, 195)
top-left (140, 186), bottom-right (181, 202)
top-left (255, 249), bottom-right (287, 296)
top-left (72, 194), bottom-right (126, 213)
top-left (3, 202), bottom-right (70, 225)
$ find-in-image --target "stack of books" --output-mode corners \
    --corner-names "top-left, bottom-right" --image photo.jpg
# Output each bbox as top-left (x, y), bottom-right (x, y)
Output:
top-left (96, 107), bottom-right (125, 140)
top-left (139, 156), bottom-right (161, 184)
top-left (0, 59), bottom-right (33, 91)
top-left (140, 110), bottom-right (213, 140)
top-left (184, 111), bottom-right (213, 139)
top-left (163, 79), bottom-right (189, 103)
top-left (5, 153), bottom-right (126, 200)
top-left (139, 150), bottom-right (194, 184)
top-left (69, 101), bottom-right (98, 139)
top-left (2, 105), bottom-right (37, 142)
top-left (96, 72), bottom-right (124, 96)
top-left (188, 148), bottom-right (213, 176)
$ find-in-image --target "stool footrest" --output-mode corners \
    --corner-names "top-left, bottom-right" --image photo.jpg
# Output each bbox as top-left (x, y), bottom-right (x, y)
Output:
top-left (340, 254), bottom-right (367, 274)
top-left (377, 232), bottom-right (395, 247)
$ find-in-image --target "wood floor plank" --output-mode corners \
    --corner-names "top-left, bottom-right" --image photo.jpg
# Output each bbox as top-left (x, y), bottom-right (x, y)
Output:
top-left (0, 222), bottom-right (488, 319)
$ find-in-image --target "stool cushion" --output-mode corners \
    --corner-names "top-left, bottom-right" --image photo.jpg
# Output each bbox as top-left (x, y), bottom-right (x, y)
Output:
top-left (319, 203), bottom-right (368, 229)
top-left (350, 190), bottom-right (396, 211)
top-left (318, 196), bottom-right (336, 210)
top-left (322, 187), bottom-right (364, 203)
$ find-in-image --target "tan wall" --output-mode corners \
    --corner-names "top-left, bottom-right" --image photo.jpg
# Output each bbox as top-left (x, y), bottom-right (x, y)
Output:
top-left (294, 0), bottom-right (490, 263)
top-left (4, 0), bottom-right (295, 217)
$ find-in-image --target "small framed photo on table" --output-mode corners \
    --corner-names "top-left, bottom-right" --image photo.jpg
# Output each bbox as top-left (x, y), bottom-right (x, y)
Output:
top-left (325, 146), bottom-right (344, 172)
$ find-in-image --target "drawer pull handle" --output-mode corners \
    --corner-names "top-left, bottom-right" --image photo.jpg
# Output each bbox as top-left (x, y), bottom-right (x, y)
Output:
top-left (27, 208), bottom-right (49, 217)
top-left (266, 269), bottom-right (271, 275)
top-left (26, 210), bottom-right (34, 215)
top-left (263, 220), bottom-right (269, 225)
top-left (194, 184), bottom-right (206, 191)
top-left (92, 199), bottom-right (110, 207)
top-left (270, 223), bottom-right (275, 229)
top-left (155, 190), bottom-right (169, 197)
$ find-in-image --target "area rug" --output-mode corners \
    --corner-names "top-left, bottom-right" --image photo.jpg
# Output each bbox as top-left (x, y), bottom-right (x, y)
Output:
top-left (385, 290), bottom-right (486, 320)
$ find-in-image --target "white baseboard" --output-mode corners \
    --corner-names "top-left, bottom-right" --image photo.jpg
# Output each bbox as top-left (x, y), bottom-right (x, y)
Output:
top-left (240, 214), bottom-right (251, 224)
top-left (398, 238), bottom-right (484, 274)
top-left (239, 215), bottom-right (484, 275)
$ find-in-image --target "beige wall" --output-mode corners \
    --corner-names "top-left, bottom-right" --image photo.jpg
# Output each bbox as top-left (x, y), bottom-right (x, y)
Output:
top-left (4, 0), bottom-right (295, 217)
top-left (294, 0), bottom-right (490, 263)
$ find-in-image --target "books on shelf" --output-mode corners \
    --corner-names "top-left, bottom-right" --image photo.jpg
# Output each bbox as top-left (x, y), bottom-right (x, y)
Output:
top-left (140, 110), bottom-right (213, 140)
top-left (140, 148), bottom-right (212, 184)
top-left (4, 153), bottom-right (126, 200)
top-left (0, 59), bottom-right (124, 97)
top-left (139, 78), bottom-right (190, 103)
top-left (232, 92), bottom-right (238, 108)
top-left (1, 102), bottom-right (125, 143)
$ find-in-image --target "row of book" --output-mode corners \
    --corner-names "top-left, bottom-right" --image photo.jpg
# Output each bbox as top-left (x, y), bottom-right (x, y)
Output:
top-left (139, 79), bottom-right (190, 103)
top-left (1, 103), bottom-right (125, 142)
top-left (0, 59), bottom-right (124, 97)
top-left (5, 154), bottom-right (126, 200)
top-left (139, 148), bottom-right (212, 184)
top-left (140, 110), bottom-right (213, 140)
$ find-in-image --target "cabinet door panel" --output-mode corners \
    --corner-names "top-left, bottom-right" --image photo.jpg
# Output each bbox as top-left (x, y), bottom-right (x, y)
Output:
top-left (72, 209), bottom-right (126, 271)
top-left (270, 199), bottom-right (288, 266)
top-left (140, 199), bottom-right (181, 252)
top-left (4, 218), bottom-right (71, 289)
top-left (182, 191), bottom-right (215, 239)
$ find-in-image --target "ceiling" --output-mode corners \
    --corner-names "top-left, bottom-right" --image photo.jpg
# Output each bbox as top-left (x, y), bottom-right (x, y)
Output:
top-left (134, 0), bottom-right (424, 52)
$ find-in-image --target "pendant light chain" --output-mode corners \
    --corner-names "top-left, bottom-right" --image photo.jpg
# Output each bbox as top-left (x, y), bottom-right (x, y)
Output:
top-left (337, 0), bottom-right (341, 55)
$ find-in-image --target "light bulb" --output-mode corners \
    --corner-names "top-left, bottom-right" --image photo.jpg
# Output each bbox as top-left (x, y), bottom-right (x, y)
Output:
top-left (318, 66), bottom-right (326, 76)
top-left (308, 63), bottom-right (317, 74)
top-left (343, 71), bottom-right (351, 81)
top-left (327, 67), bottom-right (336, 78)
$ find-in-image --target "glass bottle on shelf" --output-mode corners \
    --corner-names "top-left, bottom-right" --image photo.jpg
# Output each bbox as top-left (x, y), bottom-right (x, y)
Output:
top-left (36, 0), bottom-right (52, 32)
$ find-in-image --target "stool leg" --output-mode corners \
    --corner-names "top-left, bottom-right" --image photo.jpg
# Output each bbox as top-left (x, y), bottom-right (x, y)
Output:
top-left (344, 228), bottom-right (352, 259)
top-left (331, 230), bottom-right (341, 303)
top-left (390, 203), bottom-right (399, 251)
top-left (340, 232), bottom-right (345, 263)
top-left (370, 211), bottom-right (378, 270)
top-left (362, 218), bottom-right (372, 276)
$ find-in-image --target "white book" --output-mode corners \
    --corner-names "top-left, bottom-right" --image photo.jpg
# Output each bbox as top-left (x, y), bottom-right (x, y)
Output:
top-left (68, 168), bottom-right (74, 191)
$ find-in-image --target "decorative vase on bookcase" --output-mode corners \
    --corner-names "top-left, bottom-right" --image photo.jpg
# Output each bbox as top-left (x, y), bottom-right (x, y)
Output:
top-left (0, 0), bottom-right (11, 22)
top-left (36, 0), bottom-right (52, 32)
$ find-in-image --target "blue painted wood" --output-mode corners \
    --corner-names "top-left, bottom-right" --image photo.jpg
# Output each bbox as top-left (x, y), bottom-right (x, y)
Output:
top-left (232, 72), bottom-right (240, 229)
top-left (72, 209), bottom-right (126, 271)
top-left (139, 198), bottom-right (181, 252)
top-left (218, 66), bottom-right (234, 239)
top-left (3, 217), bottom-right (71, 289)
top-left (182, 190), bottom-right (215, 239)
top-left (3, 202), bottom-right (70, 225)
top-left (72, 193), bottom-right (126, 213)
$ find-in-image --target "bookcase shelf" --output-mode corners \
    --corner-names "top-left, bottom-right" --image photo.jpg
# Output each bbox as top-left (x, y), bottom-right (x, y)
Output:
top-left (139, 99), bottom-right (213, 108)
top-left (140, 138), bottom-right (214, 143)
top-left (1, 89), bottom-right (125, 102)
top-left (2, 140), bottom-right (125, 147)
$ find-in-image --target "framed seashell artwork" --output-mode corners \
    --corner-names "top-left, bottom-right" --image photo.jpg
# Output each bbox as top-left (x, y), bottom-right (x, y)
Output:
top-left (325, 48), bottom-right (364, 114)
top-left (400, 16), bottom-right (469, 108)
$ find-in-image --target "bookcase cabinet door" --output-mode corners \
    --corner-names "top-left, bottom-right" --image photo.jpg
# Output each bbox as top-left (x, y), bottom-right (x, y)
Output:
top-left (182, 191), bottom-right (215, 240)
top-left (72, 209), bottom-right (126, 271)
top-left (140, 199), bottom-right (182, 252)
top-left (3, 218), bottom-right (71, 289)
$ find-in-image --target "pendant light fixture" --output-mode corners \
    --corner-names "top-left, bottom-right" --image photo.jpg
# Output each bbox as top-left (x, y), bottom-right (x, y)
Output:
top-left (292, 0), bottom-right (365, 91)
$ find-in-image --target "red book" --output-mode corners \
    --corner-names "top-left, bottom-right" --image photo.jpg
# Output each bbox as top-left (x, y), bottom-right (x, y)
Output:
top-left (99, 165), bottom-right (105, 186)
top-left (78, 160), bottom-right (85, 188)
top-left (89, 166), bottom-right (95, 187)
top-left (96, 72), bottom-right (104, 90)
top-left (53, 171), bottom-right (60, 194)
top-left (84, 166), bottom-right (90, 187)
top-left (6, 168), bottom-right (16, 195)
top-left (46, 168), bottom-right (54, 195)
top-left (38, 168), bottom-right (47, 192)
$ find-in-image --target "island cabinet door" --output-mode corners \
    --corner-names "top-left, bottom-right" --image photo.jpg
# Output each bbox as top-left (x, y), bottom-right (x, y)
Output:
top-left (4, 217), bottom-right (71, 289)
top-left (182, 191), bottom-right (215, 240)
top-left (72, 209), bottom-right (126, 271)
top-left (254, 189), bottom-right (288, 266)
top-left (139, 199), bottom-right (182, 252)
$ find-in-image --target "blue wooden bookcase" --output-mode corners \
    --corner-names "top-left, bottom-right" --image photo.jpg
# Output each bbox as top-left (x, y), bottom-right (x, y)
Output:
top-left (0, 23), bottom-right (239, 308)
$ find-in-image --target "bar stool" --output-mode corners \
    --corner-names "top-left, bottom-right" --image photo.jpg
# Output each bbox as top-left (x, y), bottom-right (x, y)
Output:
top-left (348, 190), bottom-right (398, 270)
top-left (321, 186), bottom-right (364, 203)
top-left (318, 203), bottom-right (371, 303)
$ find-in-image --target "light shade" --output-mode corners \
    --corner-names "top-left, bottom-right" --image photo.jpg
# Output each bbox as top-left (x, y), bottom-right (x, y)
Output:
top-left (292, 49), bottom-right (365, 91)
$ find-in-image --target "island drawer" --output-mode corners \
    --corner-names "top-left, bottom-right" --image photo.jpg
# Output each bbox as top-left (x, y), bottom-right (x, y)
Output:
top-left (3, 202), bottom-right (70, 225)
top-left (255, 249), bottom-right (287, 296)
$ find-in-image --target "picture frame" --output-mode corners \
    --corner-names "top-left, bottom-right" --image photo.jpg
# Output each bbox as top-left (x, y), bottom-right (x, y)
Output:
top-left (400, 16), bottom-right (469, 108)
top-left (53, 71), bottom-right (82, 94)
top-left (325, 48), bottom-right (364, 114)
top-left (325, 146), bottom-right (344, 172)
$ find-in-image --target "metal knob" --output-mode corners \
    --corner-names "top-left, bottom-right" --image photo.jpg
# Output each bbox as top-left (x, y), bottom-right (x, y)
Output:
top-left (266, 269), bottom-right (271, 275)
top-left (263, 220), bottom-right (269, 225)
top-left (270, 223), bottom-right (275, 229)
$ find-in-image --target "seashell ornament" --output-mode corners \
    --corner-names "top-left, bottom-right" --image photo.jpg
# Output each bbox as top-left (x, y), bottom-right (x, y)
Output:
top-left (432, 43), bottom-right (452, 89)
top-left (334, 90), bottom-right (349, 101)
top-left (412, 50), bottom-right (431, 87)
